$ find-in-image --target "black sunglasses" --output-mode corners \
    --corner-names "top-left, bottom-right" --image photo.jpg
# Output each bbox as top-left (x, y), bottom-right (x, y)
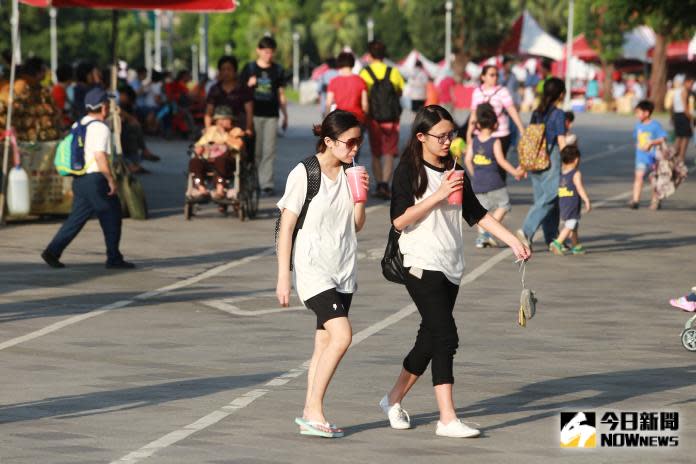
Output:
top-left (334, 137), bottom-right (363, 150)
top-left (425, 130), bottom-right (457, 145)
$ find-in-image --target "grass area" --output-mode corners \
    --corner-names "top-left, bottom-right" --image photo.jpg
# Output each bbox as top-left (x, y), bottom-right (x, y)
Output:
top-left (285, 88), bottom-right (300, 103)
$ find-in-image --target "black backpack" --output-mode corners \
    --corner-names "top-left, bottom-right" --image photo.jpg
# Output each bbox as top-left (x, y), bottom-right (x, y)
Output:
top-left (364, 66), bottom-right (402, 122)
top-left (274, 156), bottom-right (348, 270)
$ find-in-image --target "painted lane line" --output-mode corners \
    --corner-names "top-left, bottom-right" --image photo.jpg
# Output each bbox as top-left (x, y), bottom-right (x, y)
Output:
top-left (0, 249), bottom-right (275, 352)
top-left (109, 247), bottom-right (513, 464)
top-left (1, 206), bottom-right (389, 351)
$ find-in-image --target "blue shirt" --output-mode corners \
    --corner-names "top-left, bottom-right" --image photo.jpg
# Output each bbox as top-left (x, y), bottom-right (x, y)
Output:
top-left (633, 120), bottom-right (667, 165)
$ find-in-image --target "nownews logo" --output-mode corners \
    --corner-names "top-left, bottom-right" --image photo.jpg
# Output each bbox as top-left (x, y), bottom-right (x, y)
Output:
top-left (560, 411), bottom-right (679, 449)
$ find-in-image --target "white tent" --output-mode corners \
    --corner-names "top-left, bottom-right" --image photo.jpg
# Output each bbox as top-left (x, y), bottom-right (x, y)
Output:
top-left (622, 26), bottom-right (655, 62)
top-left (499, 11), bottom-right (564, 61)
top-left (398, 49), bottom-right (442, 79)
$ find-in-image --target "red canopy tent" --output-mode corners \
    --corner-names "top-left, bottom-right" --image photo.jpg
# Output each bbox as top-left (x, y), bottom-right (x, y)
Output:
top-left (20, 0), bottom-right (235, 11)
top-left (566, 34), bottom-right (599, 62)
top-left (647, 40), bottom-right (694, 62)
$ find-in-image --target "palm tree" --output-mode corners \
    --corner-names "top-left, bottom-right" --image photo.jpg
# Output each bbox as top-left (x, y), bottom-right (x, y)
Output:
top-left (246, 0), bottom-right (299, 68)
top-left (311, 1), bottom-right (365, 59)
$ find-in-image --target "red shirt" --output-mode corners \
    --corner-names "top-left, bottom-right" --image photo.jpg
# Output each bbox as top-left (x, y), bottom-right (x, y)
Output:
top-left (328, 75), bottom-right (367, 123)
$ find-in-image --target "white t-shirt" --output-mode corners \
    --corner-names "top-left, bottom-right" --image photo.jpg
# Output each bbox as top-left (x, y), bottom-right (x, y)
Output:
top-left (277, 159), bottom-right (357, 302)
top-left (80, 116), bottom-right (111, 174)
top-left (144, 81), bottom-right (164, 107)
top-left (391, 162), bottom-right (487, 285)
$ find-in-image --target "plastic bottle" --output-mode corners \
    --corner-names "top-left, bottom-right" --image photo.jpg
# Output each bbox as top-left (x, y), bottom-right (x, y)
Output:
top-left (7, 165), bottom-right (30, 216)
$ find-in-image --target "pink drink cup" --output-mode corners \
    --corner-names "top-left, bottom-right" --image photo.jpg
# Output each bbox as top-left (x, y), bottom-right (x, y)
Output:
top-left (346, 166), bottom-right (367, 203)
top-left (447, 170), bottom-right (465, 205)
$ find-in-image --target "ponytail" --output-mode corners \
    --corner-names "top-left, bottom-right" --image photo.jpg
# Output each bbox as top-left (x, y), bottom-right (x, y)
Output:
top-left (313, 110), bottom-right (360, 153)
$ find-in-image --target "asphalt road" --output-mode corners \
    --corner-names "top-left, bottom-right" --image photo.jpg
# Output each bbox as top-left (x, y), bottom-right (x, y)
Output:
top-left (1, 105), bottom-right (695, 463)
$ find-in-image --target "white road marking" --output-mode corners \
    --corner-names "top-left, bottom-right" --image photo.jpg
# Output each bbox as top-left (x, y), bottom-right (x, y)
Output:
top-left (201, 292), bottom-right (305, 316)
top-left (0, 206), bottom-right (390, 351)
top-left (0, 249), bottom-right (275, 352)
top-left (110, 247), bottom-right (514, 464)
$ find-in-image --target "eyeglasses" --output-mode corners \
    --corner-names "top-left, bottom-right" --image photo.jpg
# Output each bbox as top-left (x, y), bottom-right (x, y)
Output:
top-left (334, 137), bottom-right (363, 150)
top-left (425, 130), bottom-right (457, 145)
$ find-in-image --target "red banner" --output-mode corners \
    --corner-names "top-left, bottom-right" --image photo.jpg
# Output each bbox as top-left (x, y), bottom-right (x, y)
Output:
top-left (20, 0), bottom-right (235, 12)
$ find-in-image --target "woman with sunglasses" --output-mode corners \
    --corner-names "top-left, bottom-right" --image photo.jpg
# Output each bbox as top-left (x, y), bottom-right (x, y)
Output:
top-left (276, 110), bottom-right (368, 438)
top-left (380, 105), bottom-right (530, 438)
top-left (466, 64), bottom-right (525, 165)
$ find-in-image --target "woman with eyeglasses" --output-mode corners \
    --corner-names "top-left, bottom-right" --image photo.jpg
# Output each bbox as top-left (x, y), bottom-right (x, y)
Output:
top-left (276, 110), bottom-right (368, 438)
top-left (466, 64), bottom-right (525, 166)
top-left (380, 105), bottom-right (530, 438)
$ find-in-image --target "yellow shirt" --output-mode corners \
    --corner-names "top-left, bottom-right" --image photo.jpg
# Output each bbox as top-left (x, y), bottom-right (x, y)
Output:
top-left (360, 61), bottom-right (405, 93)
top-left (196, 126), bottom-right (245, 148)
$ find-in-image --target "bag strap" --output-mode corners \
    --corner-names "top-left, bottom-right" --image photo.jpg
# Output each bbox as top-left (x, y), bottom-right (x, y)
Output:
top-left (384, 66), bottom-right (392, 82)
top-left (295, 155), bottom-right (322, 231)
top-left (364, 66), bottom-right (379, 84)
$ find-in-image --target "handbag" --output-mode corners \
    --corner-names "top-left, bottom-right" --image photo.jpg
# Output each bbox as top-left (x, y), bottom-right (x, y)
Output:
top-left (518, 110), bottom-right (552, 172)
top-left (381, 226), bottom-right (406, 284)
top-left (517, 260), bottom-right (537, 328)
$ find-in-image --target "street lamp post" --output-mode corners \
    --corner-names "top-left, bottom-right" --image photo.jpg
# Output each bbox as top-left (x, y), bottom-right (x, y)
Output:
top-left (154, 9), bottom-right (162, 71)
top-left (445, 1), bottom-right (453, 70)
top-left (367, 17), bottom-right (374, 43)
top-left (191, 44), bottom-right (199, 83)
top-left (144, 30), bottom-right (153, 80)
top-left (49, 7), bottom-right (57, 83)
top-left (564, 0), bottom-right (575, 110)
top-left (292, 31), bottom-right (300, 91)
top-left (199, 13), bottom-right (209, 80)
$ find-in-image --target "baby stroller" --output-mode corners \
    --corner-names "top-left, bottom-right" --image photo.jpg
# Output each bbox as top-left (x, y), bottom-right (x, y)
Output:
top-left (681, 315), bottom-right (696, 352)
top-left (183, 144), bottom-right (259, 221)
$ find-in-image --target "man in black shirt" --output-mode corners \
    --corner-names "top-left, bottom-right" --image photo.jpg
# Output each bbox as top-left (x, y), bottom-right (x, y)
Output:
top-left (240, 36), bottom-right (289, 196)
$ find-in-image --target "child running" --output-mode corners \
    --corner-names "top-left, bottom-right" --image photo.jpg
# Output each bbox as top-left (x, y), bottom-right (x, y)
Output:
top-left (381, 105), bottom-right (531, 438)
top-left (276, 110), bottom-right (368, 438)
top-left (630, 100), bottom-right (667, 210)
top-left (549, 145), bottom-right (591, 256)
top-left (464, 103), bottom-right (524, 248)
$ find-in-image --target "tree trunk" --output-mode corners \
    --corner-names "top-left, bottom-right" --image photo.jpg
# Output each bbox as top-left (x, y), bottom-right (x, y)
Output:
top-left (649, 32), bottom-right (667, 113)
top-left (601, 60), bottom-right (614, 105)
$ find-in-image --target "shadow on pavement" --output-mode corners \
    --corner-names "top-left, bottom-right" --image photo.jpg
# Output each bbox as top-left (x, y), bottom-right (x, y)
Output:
top-left (0, 373), bottom-right (281, 424)
top-left (0, 288), bottom-right (276, 324)
top-left (344, 365), bottom-right (696, 436)
top-left (0, 246), bottom-right (271, 297)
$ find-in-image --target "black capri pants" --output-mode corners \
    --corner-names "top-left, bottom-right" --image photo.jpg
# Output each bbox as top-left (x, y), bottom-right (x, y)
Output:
top-left (403, 268), bottom-right (460, 386)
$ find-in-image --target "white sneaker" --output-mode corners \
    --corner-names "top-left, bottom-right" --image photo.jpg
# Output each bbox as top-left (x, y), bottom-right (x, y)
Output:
top-left (379, 394), bottom-right (411, 430)
top-left (436, 419), bottom-right (480, 438)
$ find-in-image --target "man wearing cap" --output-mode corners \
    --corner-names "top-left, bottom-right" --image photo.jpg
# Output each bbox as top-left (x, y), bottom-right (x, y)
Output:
top-left (42, 88), bottom-right (134, 269)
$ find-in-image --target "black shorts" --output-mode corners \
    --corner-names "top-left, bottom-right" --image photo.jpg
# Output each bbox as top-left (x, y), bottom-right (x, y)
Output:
top-left (304, 289), bottom-right (353, 330)
top-left (673, 112), bottom-right (693, 138)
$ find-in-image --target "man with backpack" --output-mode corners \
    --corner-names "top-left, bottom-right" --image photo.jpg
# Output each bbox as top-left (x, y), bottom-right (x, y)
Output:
top-left (42, 88), bottom-right (134, 269)
top-left (240, 36), bottom-right (289, 197)
top-left (360, 40), bottom-right (404, 199)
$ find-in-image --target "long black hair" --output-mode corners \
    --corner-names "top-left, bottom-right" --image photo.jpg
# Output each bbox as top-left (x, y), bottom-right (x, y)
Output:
top-left (536, 77), bottom-right (565, 116)
top-left (312, 110), bottom-right (360, 153)
top-left (401, 105), bottom-right (455, 199)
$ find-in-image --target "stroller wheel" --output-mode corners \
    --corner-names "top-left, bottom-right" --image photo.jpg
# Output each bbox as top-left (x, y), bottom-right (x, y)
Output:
top-left (681, 329), bottom-right (696, 352)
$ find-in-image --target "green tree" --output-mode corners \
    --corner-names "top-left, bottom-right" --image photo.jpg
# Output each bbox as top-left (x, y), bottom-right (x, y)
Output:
top-left (246, 0), bottom-right (300, 68)
top-left (576, 0), bottom-right (627, 104)
top-left (371, 1), bottom-right (412, 59)
top-left (311, 1), bottom-right (364, 59)
top-left (627, 0), bottom-right (696, 111)
top-left (512, 0), bottom-right (569, 39)
top-left (404, 1), bottom-right (446, 61)
top-left (450, 0), bottom-right (515, 70)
